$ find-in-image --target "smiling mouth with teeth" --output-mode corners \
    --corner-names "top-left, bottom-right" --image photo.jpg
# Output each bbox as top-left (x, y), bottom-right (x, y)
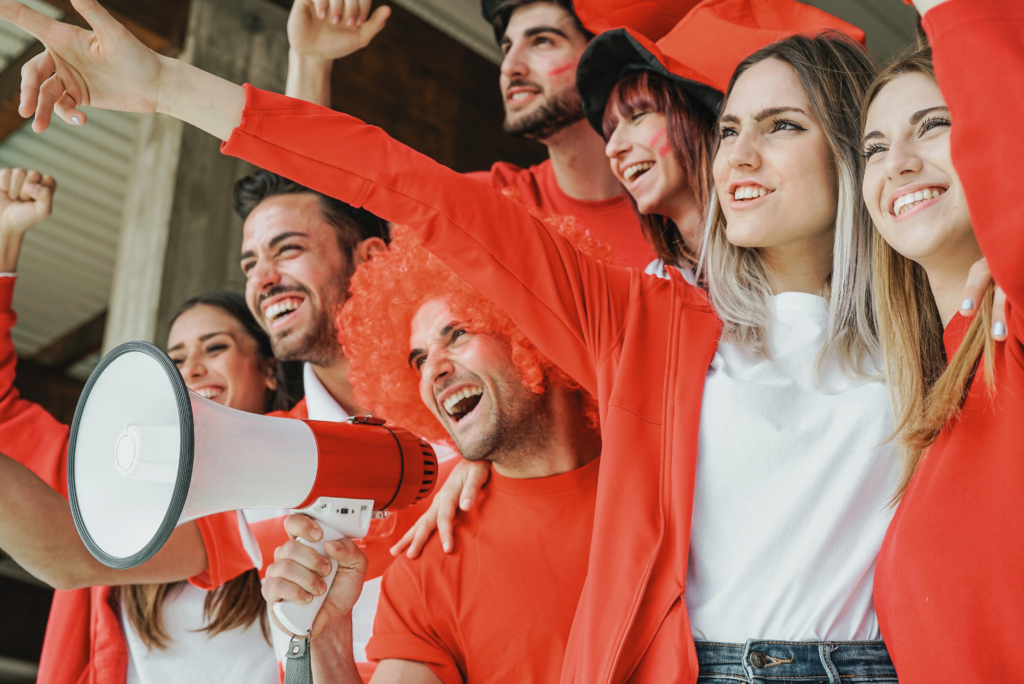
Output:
top-left (442, 387), bottom-right (484, 422)
top-left (732, 186), bottom-right (772, 201)
top-left (893, 187), bottom-right (945, 216)
top-left (194, 386), bottom-right (224, 400)
top-left (623, 161), bottom-right (655, 183)
top-left (264, 298), bottom-right (302, 323)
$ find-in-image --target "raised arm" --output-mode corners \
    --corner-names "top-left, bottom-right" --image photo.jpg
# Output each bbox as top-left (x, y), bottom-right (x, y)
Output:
top-left (0, 453), bottom-right (208, 589)
top-left (286, 0), bottom-right (390, 106)
top-left (0, 168), bottom-right (70, 493)
top-left (922, 0), bottom-right (1024, 312)
top-left (1, 0), bottom-right (638, 395)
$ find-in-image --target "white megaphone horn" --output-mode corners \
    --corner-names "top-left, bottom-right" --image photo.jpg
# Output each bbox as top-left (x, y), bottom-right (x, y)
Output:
top-left (67, 342), bottom-right (438, 636)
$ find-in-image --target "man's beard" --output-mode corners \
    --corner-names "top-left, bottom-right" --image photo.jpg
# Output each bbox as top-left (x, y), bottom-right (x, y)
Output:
top-left (504, 86), bottom-right (585, 142)
top-left (451, 378), bottom-right (551, 466)
top-left (264, 271), bottom-right (351, 367)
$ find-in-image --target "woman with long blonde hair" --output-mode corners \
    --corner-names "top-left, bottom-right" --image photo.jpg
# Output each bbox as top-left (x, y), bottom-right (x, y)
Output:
top-left (860, 0), bottom-right (1023, 679)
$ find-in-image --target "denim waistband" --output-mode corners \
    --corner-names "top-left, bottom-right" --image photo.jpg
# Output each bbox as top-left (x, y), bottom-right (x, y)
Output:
top-left (695, 640), bottom-right (896, 683)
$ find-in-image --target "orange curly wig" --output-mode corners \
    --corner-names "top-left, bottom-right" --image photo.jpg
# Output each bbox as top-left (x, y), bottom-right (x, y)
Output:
top-left (339, 207), bottom-right (614, 445)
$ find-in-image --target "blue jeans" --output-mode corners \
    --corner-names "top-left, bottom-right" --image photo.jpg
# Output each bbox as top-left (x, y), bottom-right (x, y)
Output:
top-left (695, 640), bottom-right (897, 683)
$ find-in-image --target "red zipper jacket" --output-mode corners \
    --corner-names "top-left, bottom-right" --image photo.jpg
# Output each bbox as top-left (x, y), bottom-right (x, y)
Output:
top-left (222, 89), bottom-right (722, 683)
top-left (872, 0), bottom-right (1024, 680)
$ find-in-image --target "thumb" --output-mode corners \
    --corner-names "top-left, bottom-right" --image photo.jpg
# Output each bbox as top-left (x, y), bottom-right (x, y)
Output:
top-left (358, 5), bottom-right (389, 43)
top-left (325, 538), bottom-right (368, 575)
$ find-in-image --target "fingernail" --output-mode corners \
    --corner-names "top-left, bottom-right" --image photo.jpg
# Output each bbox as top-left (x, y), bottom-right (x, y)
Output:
top-left (318, 581), bottom-right (327, 594)
top-left (993, 321), bottom-right (1006, 337)
top-left (961, 298), bottom-right (974, 311)
top-left (442, 541), bottom-right (451, 553)
top-left (460, 498), bottom-right (472, 510)
top-left (322, 562), bottom-right (332, 575)
top-left (317, 8), bottom-right (326, 18)
top-left (312, 529), bottom-right (322, 540)
top-left (305, 593), bottom-right (313, 603)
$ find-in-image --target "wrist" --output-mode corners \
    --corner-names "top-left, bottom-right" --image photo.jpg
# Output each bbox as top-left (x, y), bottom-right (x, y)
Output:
top-left (289, 49), bottom-right (335, 75)
top-left (153, 54), bottom-right (181, 118)
top-left (0, 231), bottom-right (25, 274)
top-left (310, 611), bottom-right (362, 682)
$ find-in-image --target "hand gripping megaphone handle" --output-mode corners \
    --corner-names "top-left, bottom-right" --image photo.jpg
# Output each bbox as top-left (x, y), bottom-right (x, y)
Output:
top-left (273, 526), bottom-right (346, 636)
top-left (272, 497), bottom-right (375, 637)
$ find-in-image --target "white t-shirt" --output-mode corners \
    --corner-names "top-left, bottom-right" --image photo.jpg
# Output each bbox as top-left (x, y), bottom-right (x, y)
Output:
top-left (123, 582), bottom-right (277, 684)
top-left (686, 293), bottom-right (899, 642)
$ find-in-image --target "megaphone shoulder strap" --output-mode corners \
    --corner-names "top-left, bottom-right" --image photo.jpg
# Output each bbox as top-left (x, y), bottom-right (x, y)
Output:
top-left (285, 637), bottom-right (313, 684)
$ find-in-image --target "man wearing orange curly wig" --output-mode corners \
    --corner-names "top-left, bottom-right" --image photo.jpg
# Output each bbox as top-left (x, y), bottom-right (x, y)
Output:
top-left (262, 226), bottom-right (603, 684)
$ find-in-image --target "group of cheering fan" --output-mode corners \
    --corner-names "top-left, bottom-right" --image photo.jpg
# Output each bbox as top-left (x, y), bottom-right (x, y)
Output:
top-left (0, 0), bottom-right (1019, 682)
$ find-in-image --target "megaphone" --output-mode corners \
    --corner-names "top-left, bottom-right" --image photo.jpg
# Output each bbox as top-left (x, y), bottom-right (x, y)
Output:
top-left (67, 342), bottom-right (438, 635)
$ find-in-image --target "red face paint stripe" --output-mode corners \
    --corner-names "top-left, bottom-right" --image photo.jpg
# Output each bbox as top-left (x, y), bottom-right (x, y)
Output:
top-left (649, 128), bottom-right (667, 148)
top-left (548, 62), bottom-right (577, 78)
top-left (658, 143), bottom-right (673, 157)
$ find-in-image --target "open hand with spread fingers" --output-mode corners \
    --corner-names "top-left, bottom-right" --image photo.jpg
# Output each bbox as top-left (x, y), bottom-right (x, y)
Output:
top-left (288, 0), bottom-right (390, 63)
top-left (0, 0), bottom-right (244, 141)
top-left (0, 0), bottom-right (165, 132)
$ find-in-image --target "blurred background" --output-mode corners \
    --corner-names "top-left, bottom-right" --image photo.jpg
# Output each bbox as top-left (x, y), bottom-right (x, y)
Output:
top-left (0, 0), bottom-right (918, 681)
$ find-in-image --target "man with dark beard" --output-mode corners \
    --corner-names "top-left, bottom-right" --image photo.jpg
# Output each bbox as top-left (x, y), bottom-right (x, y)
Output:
top-left (262, 227), bottom-right (603, 684)
top-left (195, 170), bottom-right (457, 679)
top-left (284, 0), bottom-right (653, 268)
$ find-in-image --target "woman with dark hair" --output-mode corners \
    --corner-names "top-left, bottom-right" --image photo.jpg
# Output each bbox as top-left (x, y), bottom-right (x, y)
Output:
top-left (4, 1), bottom-right (901, 681)
top-left (0, 171), bottom-right (289, 683)
top-left (859, 0), bottom-right (1024, 678)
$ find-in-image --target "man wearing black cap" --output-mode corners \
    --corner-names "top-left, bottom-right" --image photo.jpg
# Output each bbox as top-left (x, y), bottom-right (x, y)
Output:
top-left (285, 0), bottom-right (653, 269)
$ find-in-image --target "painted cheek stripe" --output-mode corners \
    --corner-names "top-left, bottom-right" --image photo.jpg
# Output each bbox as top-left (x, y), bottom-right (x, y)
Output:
top-left (548, 61), bottom-right (578, 78)
top-left (649, 128), bottom-right (673, 156)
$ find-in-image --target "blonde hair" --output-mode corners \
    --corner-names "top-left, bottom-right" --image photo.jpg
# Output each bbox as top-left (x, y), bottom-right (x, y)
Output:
top-left (862, 47), bottom-right (995, 502)
top-left (699, 32), bottom-right (880, 380)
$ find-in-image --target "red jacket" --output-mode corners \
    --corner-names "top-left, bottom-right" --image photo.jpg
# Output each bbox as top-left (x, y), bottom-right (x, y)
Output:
top-left (223, 89), bottom-right (722, 683)
top-left (465, 160), bottom-right (653, 269)
top-left (872, 1), bottom-right (1024, 680)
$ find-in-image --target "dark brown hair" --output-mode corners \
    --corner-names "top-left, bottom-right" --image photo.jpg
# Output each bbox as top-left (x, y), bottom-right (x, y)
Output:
top-left (233, 169), bottom-right (389, 255)
top-left (601, 70), bottom-right (717, 267)
top-left (168, 290), bottom-right (301, 412)
top-left (489, 0), bottom-right (593, 45)
top-left (117, 571), bottom-right (269, 651)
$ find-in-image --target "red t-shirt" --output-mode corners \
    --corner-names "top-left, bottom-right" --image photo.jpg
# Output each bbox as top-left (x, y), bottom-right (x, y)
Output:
top-left (366, 457), bottom-right (599, 684)
top-left (872, 1), bottom-right (1024, 681)
top-left (466, 160), bottom-right (652, 269)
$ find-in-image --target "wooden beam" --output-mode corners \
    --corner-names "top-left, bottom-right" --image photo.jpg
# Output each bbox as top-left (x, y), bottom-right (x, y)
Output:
top-left (30, 310), bottom-right (106, 370)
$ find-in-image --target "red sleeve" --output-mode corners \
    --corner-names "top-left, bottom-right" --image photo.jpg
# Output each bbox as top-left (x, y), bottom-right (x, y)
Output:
top-left (925, 0), bottom-right (1024, 349)
top-left (222, 87), bottom-right (639, 398)
top-left (365, 557), bottom-right (463, 684)
top-left (189, 511), bottom-right (263, 590)
top-left (0, 276), bottom-right (71, 495)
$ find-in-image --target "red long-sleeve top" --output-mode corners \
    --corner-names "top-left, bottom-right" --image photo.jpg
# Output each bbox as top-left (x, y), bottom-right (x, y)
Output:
top-left (872, 1), bottom-right (1024, 680)
top-left (223, 86), bottom-right (722, 684)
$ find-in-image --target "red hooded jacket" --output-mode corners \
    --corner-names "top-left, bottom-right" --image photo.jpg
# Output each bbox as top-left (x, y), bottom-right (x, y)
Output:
top-left (222, 88), bottom-right (722, 683)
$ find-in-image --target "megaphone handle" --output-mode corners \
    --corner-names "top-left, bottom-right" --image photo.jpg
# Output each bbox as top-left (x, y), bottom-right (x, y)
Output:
top-left (273, 526), bottom-right (347, 637)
